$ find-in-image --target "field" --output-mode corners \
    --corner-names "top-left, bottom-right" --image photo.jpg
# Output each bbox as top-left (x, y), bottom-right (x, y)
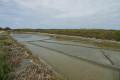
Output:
top-left (12, 29), bottom-right (120, 41)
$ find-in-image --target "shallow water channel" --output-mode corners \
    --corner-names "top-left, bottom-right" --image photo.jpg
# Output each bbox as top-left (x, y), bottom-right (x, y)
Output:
top-left (11, 33), bottom-right (120, 80)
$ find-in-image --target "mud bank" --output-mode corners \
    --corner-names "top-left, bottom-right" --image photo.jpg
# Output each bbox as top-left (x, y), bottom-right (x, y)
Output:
top-left (0, 32), bottom-right (61, 80)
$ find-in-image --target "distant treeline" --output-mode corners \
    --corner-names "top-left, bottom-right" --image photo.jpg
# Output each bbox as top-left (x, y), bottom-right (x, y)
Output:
top-left (0, 27), bottom-right (11, 30)
top-left (12, 29), bottom-right (120, 41)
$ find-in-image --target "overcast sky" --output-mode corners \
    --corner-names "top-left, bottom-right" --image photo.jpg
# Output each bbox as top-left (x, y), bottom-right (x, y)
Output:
top-left (0, 0), bottom-right (120, 29)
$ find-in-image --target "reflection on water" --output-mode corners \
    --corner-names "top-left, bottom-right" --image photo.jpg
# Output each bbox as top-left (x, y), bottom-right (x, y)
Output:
top-left (10, 33), bottom-right (50, 41)
top-left (11, 33), bottom-right (119, 80)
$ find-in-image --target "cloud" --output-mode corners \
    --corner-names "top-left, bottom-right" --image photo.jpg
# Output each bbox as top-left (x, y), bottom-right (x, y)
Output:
top-left (1, 0), bottom-right (120, 19)
top-left (14, 0), bottom-right (120, 18)
top-left (0, 0), bottom-right (120, 29)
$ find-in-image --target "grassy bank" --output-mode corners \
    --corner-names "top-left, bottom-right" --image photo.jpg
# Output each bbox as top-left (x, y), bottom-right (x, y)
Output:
top-left (0, 32), bottom-right (13, 80)
top-left (12, 29), bottom-right (120, 41)
top-left (0, 31), bottom-right (61, 80)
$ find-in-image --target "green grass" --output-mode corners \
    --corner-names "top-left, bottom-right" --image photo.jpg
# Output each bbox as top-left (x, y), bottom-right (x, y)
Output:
top-left (0, 49), bottom-right (13, 80)
top-left (0, 54), bottom-right (13, 80)
top-left (0, 32), bottom-right (13, 80)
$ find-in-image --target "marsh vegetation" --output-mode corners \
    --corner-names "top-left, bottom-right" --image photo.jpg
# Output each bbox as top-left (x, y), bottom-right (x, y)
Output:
top-left (12, 29), bottom-right (120, 41)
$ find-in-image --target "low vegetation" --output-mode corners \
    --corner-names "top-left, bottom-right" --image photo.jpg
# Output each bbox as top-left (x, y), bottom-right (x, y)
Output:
top-left (12, 29), bottom-right (120, 41)
top-left (0, 32), bottom-right (13, 80)
top-left (94, 42), bottom-right (120, 50)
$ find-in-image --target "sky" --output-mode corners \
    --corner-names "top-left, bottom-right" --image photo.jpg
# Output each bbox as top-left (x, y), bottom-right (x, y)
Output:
top-left (0, 0), bottom-right (120, 29)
